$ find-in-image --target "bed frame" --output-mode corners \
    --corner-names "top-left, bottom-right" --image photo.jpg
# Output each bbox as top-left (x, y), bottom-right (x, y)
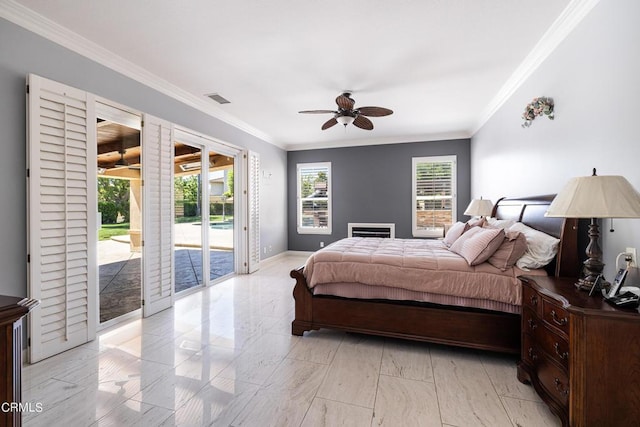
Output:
top-left (290, 195), bottom-right (582, 354)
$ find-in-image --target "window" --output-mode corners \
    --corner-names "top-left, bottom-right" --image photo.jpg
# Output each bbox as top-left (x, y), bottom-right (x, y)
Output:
top-left (297, 162), bottom-right (332, 234)
top-left (412, 156), bottom-right (457, 238)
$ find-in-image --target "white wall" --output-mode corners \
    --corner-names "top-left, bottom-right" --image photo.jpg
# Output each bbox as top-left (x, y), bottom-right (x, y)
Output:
top-left (472, 0), bottom-right (640, 280)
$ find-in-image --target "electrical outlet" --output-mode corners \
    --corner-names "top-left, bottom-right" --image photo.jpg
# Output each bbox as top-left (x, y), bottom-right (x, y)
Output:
top-left (263, 247), bottom-right (267, 255)
top-left (626, 247), bottom-right (637, 267)
top-left (320, 241), bottom-right (324, 248)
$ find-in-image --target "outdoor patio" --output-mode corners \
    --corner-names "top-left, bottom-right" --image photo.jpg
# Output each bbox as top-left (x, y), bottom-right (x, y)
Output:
top-left (99, 223), bottom-right (234, 323)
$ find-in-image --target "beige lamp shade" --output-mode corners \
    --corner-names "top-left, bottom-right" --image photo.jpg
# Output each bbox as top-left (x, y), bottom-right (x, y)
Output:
top-left (545, 174), bottom-right (640, 218)
top-left (464, 198), bottom-right (494, 217)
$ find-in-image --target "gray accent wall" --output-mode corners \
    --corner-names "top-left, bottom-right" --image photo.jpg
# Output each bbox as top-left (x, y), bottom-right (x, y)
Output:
top-left (0, 18), bottom-right (287, 298)
top-left (471, 0), bottom-right (640, 280)
top-left (287, 139), bottom-right (471, 251)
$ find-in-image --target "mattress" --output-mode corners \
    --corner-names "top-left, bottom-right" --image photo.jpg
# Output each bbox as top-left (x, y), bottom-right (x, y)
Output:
top-left (304, 237), bottom-right (546, 310)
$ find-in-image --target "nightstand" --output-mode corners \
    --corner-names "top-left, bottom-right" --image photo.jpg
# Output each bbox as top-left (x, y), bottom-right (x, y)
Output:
top-left (518, 276), bottom-right (640, 427)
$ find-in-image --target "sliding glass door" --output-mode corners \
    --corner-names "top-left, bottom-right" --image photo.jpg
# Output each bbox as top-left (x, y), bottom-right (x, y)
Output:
top-left (96, 107), bottom-right (143, 324)
top-left (173, 133), bottom-right (237, 291)
top-left (174, 142), bottom-right (204, 292)
top-left (208, 151), bottom-right (234, 281)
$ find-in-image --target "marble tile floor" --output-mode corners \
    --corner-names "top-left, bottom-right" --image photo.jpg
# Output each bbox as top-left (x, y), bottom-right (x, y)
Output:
top-left (23, 253), bottom-right (561, 426)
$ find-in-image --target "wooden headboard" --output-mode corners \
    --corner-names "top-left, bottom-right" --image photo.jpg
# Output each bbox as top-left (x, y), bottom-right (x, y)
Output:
top-left (492, 195), bottom-right (581, 277)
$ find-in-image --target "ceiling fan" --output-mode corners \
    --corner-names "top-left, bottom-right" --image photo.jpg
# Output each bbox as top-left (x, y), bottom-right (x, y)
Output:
top-left (113, 146), bottom-right (140, 170)
top-left (299, 92), bottom-right (393, 130)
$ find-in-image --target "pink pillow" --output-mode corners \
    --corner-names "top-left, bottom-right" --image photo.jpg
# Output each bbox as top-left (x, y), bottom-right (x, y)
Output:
top-left (466, 217), bottom-right (486, 228)
top-left (443, 221), bottom-right (469, 247)
top-left (488, 231), bottom-right (527, 271)
top-left (449, 227), bottom-right (505, 266)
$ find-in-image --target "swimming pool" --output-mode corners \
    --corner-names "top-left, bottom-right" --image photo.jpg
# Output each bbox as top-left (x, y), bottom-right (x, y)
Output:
top-left (210, 222), bottom-right (234, 230)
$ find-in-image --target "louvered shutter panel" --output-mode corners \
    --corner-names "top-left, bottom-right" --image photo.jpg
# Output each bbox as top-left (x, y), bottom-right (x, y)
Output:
top-left (142, 114), bottom-right (174, 316)
top-left (247, 151), bottom-right (260, 273)
top-left (27, 74), bottom-right (97, 362)
top-left (412, 156), bottom-right (456, 238)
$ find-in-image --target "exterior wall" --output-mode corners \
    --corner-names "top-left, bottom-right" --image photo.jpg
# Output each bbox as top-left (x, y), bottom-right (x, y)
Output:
top-left (287, 139), bottom-right (471, 251)
top-left (471, 0), bottom-right (640, 280)
top-left (0, 17), bottom-right (287, 298)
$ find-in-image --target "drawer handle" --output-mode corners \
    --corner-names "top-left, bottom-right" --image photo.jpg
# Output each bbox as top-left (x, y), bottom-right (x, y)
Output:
top-left (530, 295), bottom-right (538, 306)
top-left (550, 310), bottom-right (568, 326)
top-left (554, 342), bottom-right (569, 360)
top-left (554, 378), bottom-right (569, 397)
top-left (527, 318), bottom-right (537, 330)
top-left (528, 347), bottom-right (538, 361)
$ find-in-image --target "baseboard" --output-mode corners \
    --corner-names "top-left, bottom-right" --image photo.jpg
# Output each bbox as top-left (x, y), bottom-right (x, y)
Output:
top-left (285, 250), bottom-right (315, 257)
top-left (259, 250), bottom-right (313, 267)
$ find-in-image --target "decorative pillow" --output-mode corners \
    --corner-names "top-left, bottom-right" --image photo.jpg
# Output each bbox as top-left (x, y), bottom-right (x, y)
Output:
top-left (443, 221), bottom-right (469, 247)
top-left (508, 222), bottom-right (560, 270)
top-left (488, 231), bottom-right (527, 271)
top-left (449, 226), bottom-right (505, 266)
top-left (466, 217), bottom-right (486, 228)
top-left (485, 217), bottom-right (516, 230)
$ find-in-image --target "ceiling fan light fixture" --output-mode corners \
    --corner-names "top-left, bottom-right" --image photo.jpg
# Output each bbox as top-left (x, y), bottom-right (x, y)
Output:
top-left (336, 115), bottom-right (355, 127)
top-left (114, 148), bottom-right (128, 167)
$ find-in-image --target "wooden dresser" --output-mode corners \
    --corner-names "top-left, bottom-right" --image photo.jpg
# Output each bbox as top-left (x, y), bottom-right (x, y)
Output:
top-left (1, 295), bottom-right (39, 427)
top-left (518, 276), bottom-right (640, 427)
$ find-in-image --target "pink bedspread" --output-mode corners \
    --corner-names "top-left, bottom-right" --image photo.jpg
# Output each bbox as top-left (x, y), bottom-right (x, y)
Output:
top-left (304, 237), bottom-right (545, 306)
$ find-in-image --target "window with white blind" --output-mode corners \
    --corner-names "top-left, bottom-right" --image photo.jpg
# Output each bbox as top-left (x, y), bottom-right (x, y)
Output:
top-left (412, 156), bottom-right (457, 238)
top-left (297, 162), bottom-right (332, 234)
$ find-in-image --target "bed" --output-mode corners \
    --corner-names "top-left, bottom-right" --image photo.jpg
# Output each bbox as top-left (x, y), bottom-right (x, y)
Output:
top-left (290, 195), bottom-right (582, 354)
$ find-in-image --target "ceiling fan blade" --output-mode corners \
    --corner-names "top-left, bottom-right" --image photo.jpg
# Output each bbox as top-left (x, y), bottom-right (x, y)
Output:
top-left (353, 115), bottom-right (374, 130)
top-left (299, 110), bottom-right (336, 114)
top-left (321, 118), bottom-right (338, 130)
top-left (357, 106), bottom-right (393, 117)
top-left (336, 93), bottom-right (355, 110)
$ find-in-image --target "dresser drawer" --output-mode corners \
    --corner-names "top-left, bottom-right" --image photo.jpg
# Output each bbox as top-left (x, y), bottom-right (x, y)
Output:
top-left (522, 333), bottom-right (541, 365)
top-left (522, 283), bottom-right (541, 314)
top-left (522, 307), bottom-right (541, 337)
top-left (541, 297), bottom-right (570, 335)
top-left (536, 355), bottom-right (570, 409)
top-left (538, 325), bottom-right (569, 370)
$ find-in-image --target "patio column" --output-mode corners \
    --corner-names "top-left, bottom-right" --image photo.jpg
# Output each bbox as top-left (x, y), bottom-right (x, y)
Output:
top-left (129, 178), bottom-right (142, 251)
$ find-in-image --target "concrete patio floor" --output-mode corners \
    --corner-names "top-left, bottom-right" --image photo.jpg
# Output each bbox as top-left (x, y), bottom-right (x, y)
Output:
top-left (99, 222), bottom-right (234, 323)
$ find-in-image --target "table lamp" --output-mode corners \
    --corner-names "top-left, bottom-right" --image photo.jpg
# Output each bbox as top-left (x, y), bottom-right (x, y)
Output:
top-left (464, 197), bottom-right (493, 218)
top-left (545, 168), bottom-right (640, 291)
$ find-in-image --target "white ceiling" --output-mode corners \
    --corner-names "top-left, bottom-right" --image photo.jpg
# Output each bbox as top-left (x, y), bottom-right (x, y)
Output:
top-left (8, 0), bottom-right (583, 150)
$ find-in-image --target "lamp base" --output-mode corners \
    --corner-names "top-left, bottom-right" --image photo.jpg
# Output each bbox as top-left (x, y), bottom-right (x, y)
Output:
top-left (575, 219), bottom-right (607, 296)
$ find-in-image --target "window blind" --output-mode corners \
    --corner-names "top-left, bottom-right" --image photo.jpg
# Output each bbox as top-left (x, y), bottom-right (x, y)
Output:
top-left (412, 156), bottom-right (456, 237)
top-left (297, 163), bottom-right (331, 234)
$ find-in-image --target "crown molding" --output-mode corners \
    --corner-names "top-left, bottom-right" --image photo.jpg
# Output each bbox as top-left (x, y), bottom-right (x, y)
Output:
top-left (284, 130), bottom-right (471, 151)
top-left (471, 0), bottom-right (600, 135)
top-left (0, 0), bottom-right (282, 148)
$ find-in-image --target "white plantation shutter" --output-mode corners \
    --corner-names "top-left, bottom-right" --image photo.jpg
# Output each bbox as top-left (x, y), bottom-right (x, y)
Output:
top-left (412, 156), bottom-right (457, 238)
top-left (142, 114), bottom-right (174, 316)
top-left (27, 74), bottom-right (97, 362)
top-left (297, 162), bottom-right (332, 234)
top-left (247, 151), bottom-right (260, 273)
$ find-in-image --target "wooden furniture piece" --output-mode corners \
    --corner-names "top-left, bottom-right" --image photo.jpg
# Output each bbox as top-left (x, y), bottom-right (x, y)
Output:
top-left (0, 295), bottom-right (39, 427)
top-left (291, 195), bottom-right (582, 354)
top-left (518, 276), bottom-right (640, 427)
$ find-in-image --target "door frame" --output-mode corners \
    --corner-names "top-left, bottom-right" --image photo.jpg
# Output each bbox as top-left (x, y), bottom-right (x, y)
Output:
top-left (95, 98), bottom-right (143, 329)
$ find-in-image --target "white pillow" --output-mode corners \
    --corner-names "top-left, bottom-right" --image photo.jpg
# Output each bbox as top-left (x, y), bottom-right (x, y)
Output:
top-left (508, 222), bottom-right (560, 270)
top-left (485, 217), bottom-right (516, 230)
top-left (443, 221), bottom-right (468, 247)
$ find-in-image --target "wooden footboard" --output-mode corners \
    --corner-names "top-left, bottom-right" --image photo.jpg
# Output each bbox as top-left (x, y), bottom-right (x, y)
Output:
top-left (290, 266), bottom-right (520, 354)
